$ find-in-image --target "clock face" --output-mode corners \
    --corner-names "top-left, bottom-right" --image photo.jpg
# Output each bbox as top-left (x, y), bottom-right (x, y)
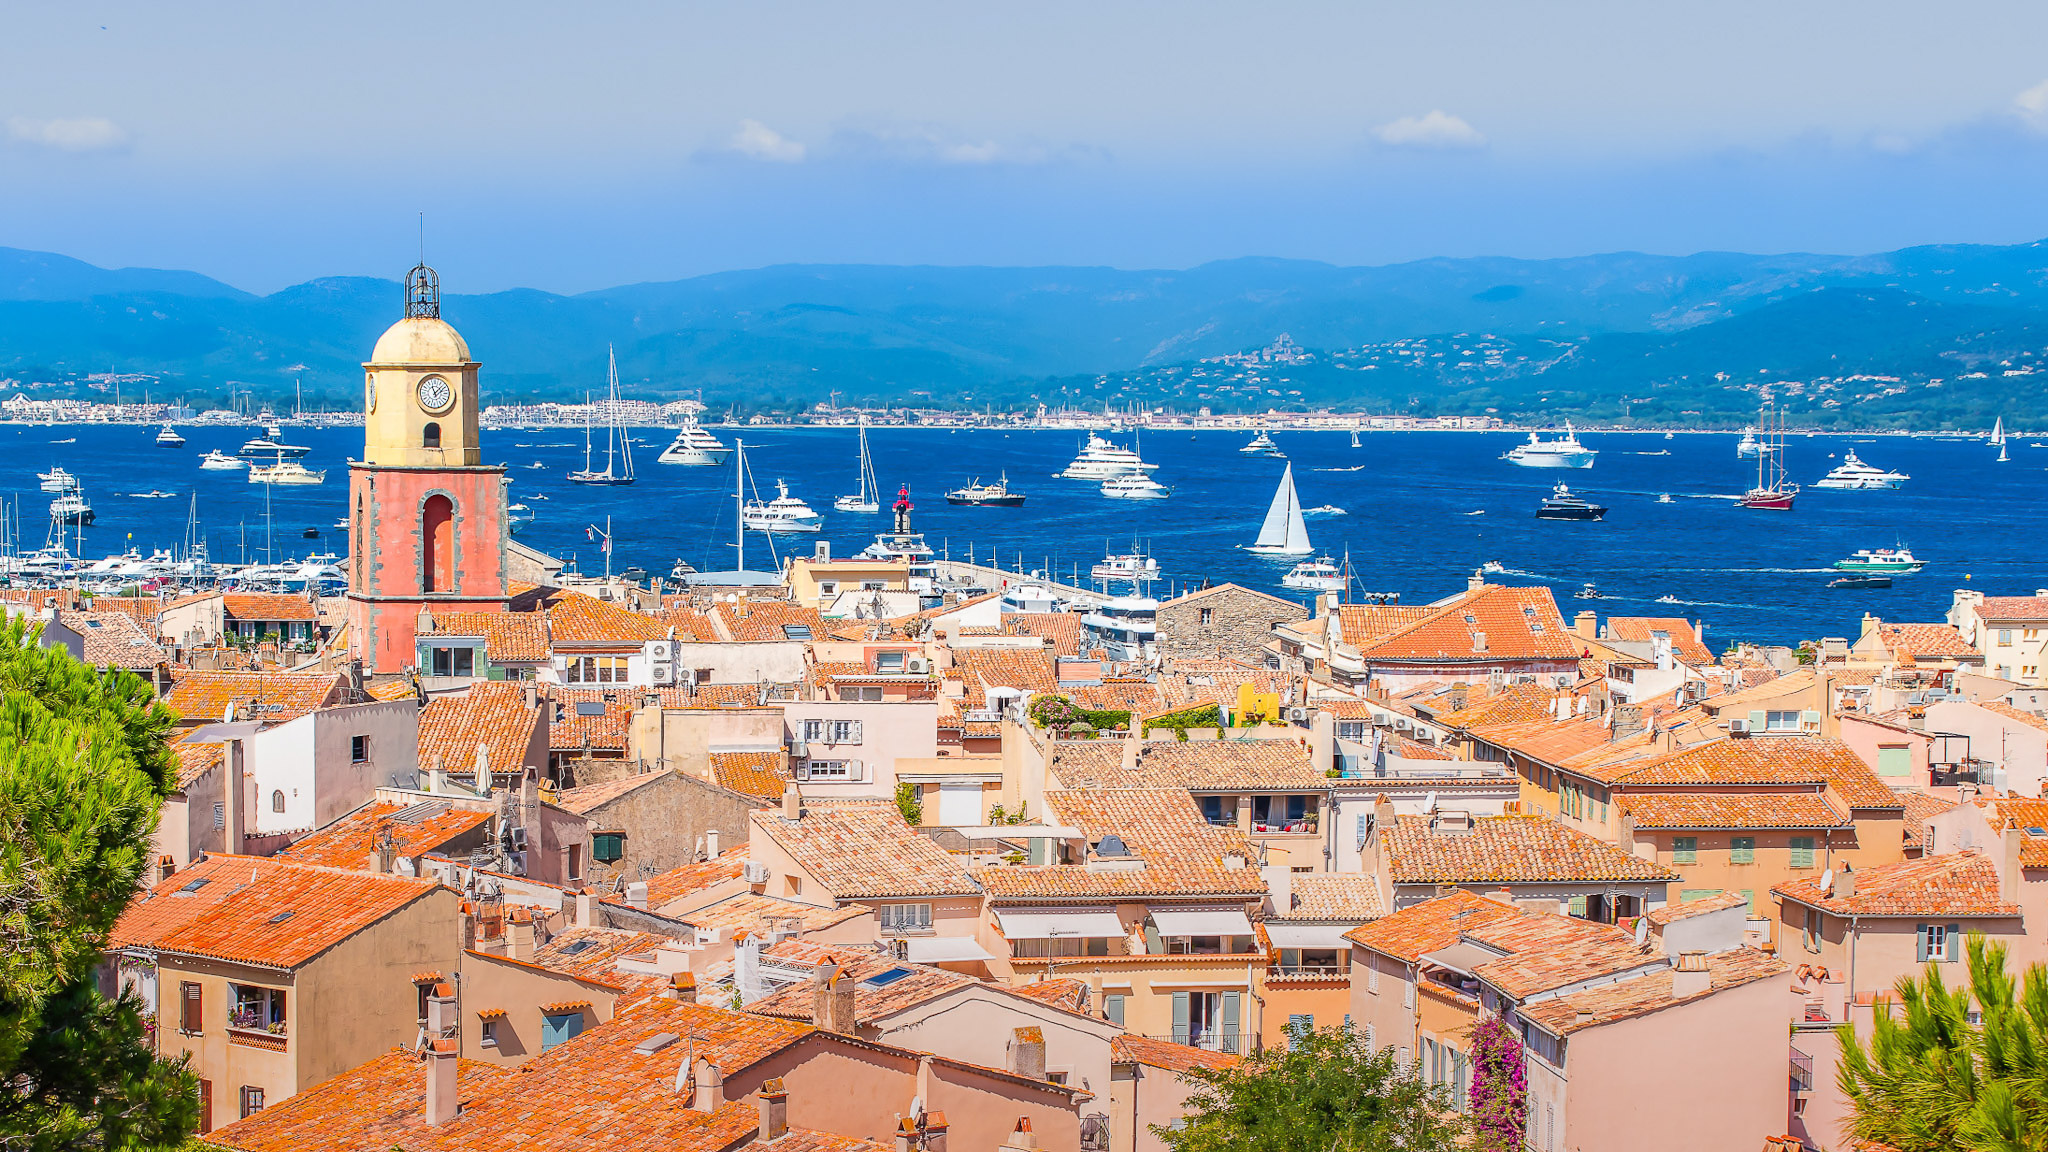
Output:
top-left (417, 374), bottom-right (453, 413)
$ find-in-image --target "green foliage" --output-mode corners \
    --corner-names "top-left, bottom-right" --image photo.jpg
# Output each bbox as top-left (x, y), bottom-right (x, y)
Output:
top-left (1158, 1026), bottom-right (1464, 1152)
top-left (1027, 694), bottom-right (1129, 737)
top-left (985, 802), bottom-right (1029, 826)
top-left (894, 782), bottom-right (923, 827)
top-left (0, 618), bottom-right (197, 1149)
top-left (1144, 704), bottom-right (1223, 738)
top-left (1837, 934), bottom-right (2048, 1152)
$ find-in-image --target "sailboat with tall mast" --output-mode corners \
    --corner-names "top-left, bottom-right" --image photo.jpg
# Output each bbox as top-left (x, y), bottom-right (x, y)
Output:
top-left (834, 420), bottom-right (882, 513)
top-left (568, 346), bottom-right (636, 486)
top-left (1993, 416), bottom-right (2009, 462)
top-left (1738, 404), bottom-right (1798, 510)
top-left (1243, 463), bottom-right (1313, 555)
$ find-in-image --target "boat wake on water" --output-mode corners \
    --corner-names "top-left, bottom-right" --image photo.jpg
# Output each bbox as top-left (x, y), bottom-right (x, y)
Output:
top-left (1314, 465), bottom-right (1366, 472)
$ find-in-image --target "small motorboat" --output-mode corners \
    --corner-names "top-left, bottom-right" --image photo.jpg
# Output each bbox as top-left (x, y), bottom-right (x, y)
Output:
top-left (1829, 575), bottom-right (1893, 590)
top-left (1576, 583), bottom-right (1607, 600)
top-left (1656, 494), bottom-right (1674, 504)
top-left (1655, 595), bottom-right (1684, 604)
top-left (302, 527), bottom-right (320, 539)
top-left (199, 449), bottom-right (248, 470)
top-left (1301, 504), bottom-right (1347, 518)
top-left (1281, 554), bottom-right (1349, 593)
top-left (1535, 482), bottom-right (1606, 521)
top-left (249, 458), bottom-right (326, 485)
top-left (509, 502), bottom-right (535, 534)
top-left (946, 474), bottom-right (1026, 507)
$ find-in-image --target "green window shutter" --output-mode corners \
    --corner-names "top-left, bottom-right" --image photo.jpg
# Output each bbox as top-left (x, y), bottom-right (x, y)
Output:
top-left (1171, 991), bottom-right (1190, 1045)
top-left (1789, 837), bottom-right (1815, 869)
top-left (1221, 992), bottom-right (1242, 1054)
top-left (1104, 994), bottom-right (1125, 1027)
top-left (1568, 896), bottom-right (1587, 917)
top-left (1144, 924), bottom-right (1164, 954)
top-left (1876, 746), bottom-right (1910, 777)
top-left (1947, 924), bottom-right (1962, 962)
top-left (1731, 837), bottom-right (1755, 865)
top-left (1742, 889), bottom-right (1756, 913)
top-left (1748, 709), bottom-right (1768, 731)
top-left (1680, 888), bottom-right (1721, 902)
top-left (1672, 837), bottom-right (1698, 865)
top-left (1801, 710), bottom-right (1822, 730)
top-left (1915, 925), bottom-right (1929, 963)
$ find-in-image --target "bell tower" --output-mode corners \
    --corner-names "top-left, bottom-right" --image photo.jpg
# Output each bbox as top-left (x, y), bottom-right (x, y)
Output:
top-left (347, 264), bottom-right (509, 677)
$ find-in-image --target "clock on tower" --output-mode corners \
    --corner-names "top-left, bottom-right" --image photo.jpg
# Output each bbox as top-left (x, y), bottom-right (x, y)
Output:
top-left (346, 263), bottom-right (510, 677)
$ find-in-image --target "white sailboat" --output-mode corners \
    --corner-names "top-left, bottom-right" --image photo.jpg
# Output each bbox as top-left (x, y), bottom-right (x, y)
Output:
top-left (568, 347), bottom-right (636, 485)
top-left (1993, 416), bottom-right (2009, 462)
top-left (834, 421), bottom-right (882, 513)
top-left (1243, 463), bottom-right (1313, 556)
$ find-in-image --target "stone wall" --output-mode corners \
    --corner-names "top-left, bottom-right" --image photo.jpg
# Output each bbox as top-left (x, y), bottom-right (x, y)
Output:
top-left (1156, 584), bottom-right (1308, 667)
top-left (578, 770), bottom-right (762, 887)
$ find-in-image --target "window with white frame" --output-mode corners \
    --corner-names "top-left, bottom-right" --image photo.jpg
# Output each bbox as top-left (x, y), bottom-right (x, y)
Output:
top-left (802, 760), bottom-right (858, 781)
top-left (1764, 709), bottom-right (1803, 732)
top-left (565, 655), bottom-right (631, 683)
top-left (804, 719), bottom-right (863, 744)
top-left (878, 904), bottom-right (933, 934)
top-left (875, 650), bottom-right (906, 672)
top-left (1918, 922), bottom-right (1960, 962)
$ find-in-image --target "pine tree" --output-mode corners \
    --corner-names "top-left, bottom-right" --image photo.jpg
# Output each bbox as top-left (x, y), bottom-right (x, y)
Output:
top-left (0, 618), bottom-right (198, 1149)
top-left (1838, 933), bottom-right (2048, 1151)
top-left (1158, 1026), bottom-right (1465, 1152)
top-left (1468, 1015), bottom-right (1528, 1151)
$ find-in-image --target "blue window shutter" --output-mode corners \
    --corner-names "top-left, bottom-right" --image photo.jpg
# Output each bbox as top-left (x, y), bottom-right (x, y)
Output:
top-left (1948, 924), bottom-right (1962, 962)
top-left (1105, 994), bottom-right (1125, 1028)
top-left (1222, 991), bottom-right (1241, 1045)
top-left (1915, 926), bottom-right (1929, 964)
top-left (1171, 991), bottom-right (1190, 1044)
top-left (541, 1013), bottom-right (570, 1051)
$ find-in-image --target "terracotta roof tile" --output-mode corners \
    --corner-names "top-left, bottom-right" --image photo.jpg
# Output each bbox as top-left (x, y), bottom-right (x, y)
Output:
top-left (1876, 623), bottom-right (1979, 660)
top-left (1351, 585), bottom-right (1581, 664)
top-left (709, 600), bottom-right (828, 643)
top-left (1620, 791), bottom-right (1852, 830)
top-left (1518, 948), bottom-right (1786, 1035)
top-left (277, 802), bottom-right (492, 870)
top-left (555, 770), bottom-right (670, 814)
top-left (951, 648), bottom-right (1057, 712)
top-left (420, 610), bottom-right (550, 663)
top-left (677, 893), bottom-right (866, 936)
top-left (1571, 735), bottom-right (1902, 810)
top-left (1382, 814), bottom-right (1678, 885)
top-left (169, 737), bottom-right (223, 790)
top-left (1431, 683), bottom-right (1566, 729)
top-left (1069, 680), bottom-right (1167, 717)
top-left (1112, 1034), bottom-right (1242, 1073)
top-left (1467, 716), bottom-right (1614, 768)
top-left (1332, 604), bottom-right (1434, 647)
top-left (1901, 792), bottom-right (1959, 850)
top-left (526, 926), bottom-right (679, 1000)
top-left (222, 592), bottom-right (317, 622)
top-left (1052, 738), bottom-right (1327, 792)
top-left (112, 854), bottom-right (444, 968)
top-left (163, 670), bottom-right (341, 725)
top-left (203, 1048), bottom-right (510, 1152)
top-left (546, 590), bottom-right (666, 647)
top-left (1976, 701), bottom-right (2048, 738)
top-left (419, 682), bottom-right (542, 777)
top-left (710, 750), bottom-right (788, 800)
top-left (746, 941), bottom-right (972, 1023)
top-left (976, 789), bottom-right (1266, 901)
top-left (1990, 798), bottom-right (2048, 866)
top-left (1344, 890), bottom-right (1525, 962)
top-left (753, 801), bottom-right (978, 900)
top-left (1976, 596), bottom-right (2048, 623)
top-left (612, 848), bottom-right (751, 911)
top-left (1645, 890), bottom-right (1750, 926)
top-left (58, 610), bottom-right (167, 669)
top-left (1008, 977), bottom-right (1091, 1013)
top-left (1602, 617), bottom-right (1713, 665)
top-left (1002, 612), bottom-right (1083, 656)
top-left (1466, 919), bottom-right (1659, 998)
top-left (1270, 873), bottom-right (1384, 921)
top-left (1773, 851), bottom-right (2020, 917)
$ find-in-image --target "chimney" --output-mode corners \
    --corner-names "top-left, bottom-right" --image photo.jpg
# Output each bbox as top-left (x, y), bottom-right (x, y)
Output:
top-left (370, 824), bottom-right (399, 874)
top-left (924, 1114), bottom-right (952, 1152)
top-left (1261, 864), bottom-right (1293, 913)
top-left (782, 784), bottom-right (802, 820)
top-left (756, 1078), bottom-right (789, 1142)
top-left (706, 827), bottom-right (721, 859)
top-left (1009, 1027), bottom-right (1047, 1080)
top-left (1860, 612), bottom-right (1881, 641)
top-left (1672, 951), bottom-right (1711, 998)
top-left (1832, 863), bottom-right (1856, 901)
top-left (1573, 610), bottom-right (1597, 640)
top-left (1468, 569), bottom-right (1486, 593)
top-left (524, 682), bottom-right (539, 711)
top-left (426, 982), bottom-right (459, 1036)
top-left (575, 892), bottom-right (596, 929)
top-left (627, 881), bottom-right (650, 910)
top-left (996, 1117), bottom-right (1034, 1152)
top-left (691, 1057), bottom-right (725, 1112)
top-left (2003, 819), bottom-right (2024, 905)
top-left (506, 909), bottom-right (535, 960)
top-left (423, 1037), bottom-right (460, 1125)
top-left (223, 735), bottom-right (246, 855)
top-left (1471, 630), bottom-right (1488, 654)
top-left (671, 972), bottom-right (698, 1004)
top-left (1446, 685), bottom-right (1468, 712)
top-left (812, 961), bottom-right (856, 1034)
top-left (1618, 815), bottom-right (1638, 855)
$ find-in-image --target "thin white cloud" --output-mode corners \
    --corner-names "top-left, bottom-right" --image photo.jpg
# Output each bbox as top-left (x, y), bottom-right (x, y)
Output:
top-left (730, 119), bottom-right (805, 163)
top-left (2015, 79), bottom-right (2048, 131)
top-left (1373, 110), bottom-right (1484, 150)
top-left (5, 115), bottom-right (127, 152)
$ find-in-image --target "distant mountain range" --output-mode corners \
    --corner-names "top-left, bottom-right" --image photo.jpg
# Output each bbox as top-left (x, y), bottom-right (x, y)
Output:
top-left (3, 238), bottom-right (2048, 425)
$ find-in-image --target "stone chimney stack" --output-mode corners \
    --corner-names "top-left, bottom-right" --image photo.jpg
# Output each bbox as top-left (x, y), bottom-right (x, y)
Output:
top-left (2003, 819), bottom-right (2025, 905)
top-left (812, 961), bottom-right (856, 1035)
top-left (782, 784), bottom-right (802, 821)
top-left (1009, 1027), bottom-right (1047, 1080)
top-left (1671, 951), bottom-right (1711, 998)
top-left (706, 827), bottom-right (721, 859)
top-left (1468, 569), bottom-right (1486, 593)
top-left (691, 1058), bottom-right (725, 1112)
top-left (1832, 863), bottom-right (1856, 901)
top-left (627, 881), bottom-right (650, 910)
top-left (1574, 610), bottom-right (1597, 640)
top-left (756, 1078), bottom-right (789, 1142)
top-left (671, 971), bottom-right (698, 1004)
top-left (423, 1037), bottom-right (460, 1125)
top-left (996, 1117), bottom-right (1037, 1152)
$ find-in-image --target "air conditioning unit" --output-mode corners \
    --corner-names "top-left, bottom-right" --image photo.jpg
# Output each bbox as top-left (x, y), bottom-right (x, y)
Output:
top-left (1728, 718), bottom-right (1751, 735)
top-left (647, 641), bottom-right (673, 662)
top-left (907, 657), bottom-right (928, 674)
top-left (505, 851), bottom-right (527, 875)
top-left (1287, 706), bottom-right (1308, 722)
top-left (741, 860), bottom-right (771, 884)
top-left (509, 826), bottom-right (529, 851)
top-left (651, 663), bottom-right (675, 685)
top-left (789, 740), bottom-right (808, 758)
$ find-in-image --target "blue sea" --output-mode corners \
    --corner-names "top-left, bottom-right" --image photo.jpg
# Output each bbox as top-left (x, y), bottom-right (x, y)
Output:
top-left (6, 423), bottom-right (2029, 648)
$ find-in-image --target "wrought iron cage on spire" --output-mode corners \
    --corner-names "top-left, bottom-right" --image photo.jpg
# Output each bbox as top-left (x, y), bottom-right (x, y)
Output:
top-left (405, 263), bottom-right (440, 319)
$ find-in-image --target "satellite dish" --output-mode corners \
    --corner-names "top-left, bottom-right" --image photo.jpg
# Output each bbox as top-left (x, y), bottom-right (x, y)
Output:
top-left (1633, 918), bottom-right (1649, 947)
top-left (1819, 868), bottom-right (1835, 894)
top-left (1422, 791), bottom-right (1439, 812)
top-left (909, 1095), bottom-right (925, 1121)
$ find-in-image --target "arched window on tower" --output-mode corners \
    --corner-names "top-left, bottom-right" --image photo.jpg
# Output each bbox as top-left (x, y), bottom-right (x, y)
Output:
top-left (422, 495), bottom-right (454, 593)
top-left (422, 422), bottom-right (441, 449)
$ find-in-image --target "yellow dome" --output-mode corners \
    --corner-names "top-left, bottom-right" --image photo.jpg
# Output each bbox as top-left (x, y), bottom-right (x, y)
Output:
top-left (369, 317), bottom-right (471, 365)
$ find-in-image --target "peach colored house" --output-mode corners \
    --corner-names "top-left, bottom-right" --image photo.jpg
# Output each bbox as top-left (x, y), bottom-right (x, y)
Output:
top-left (207, 994), bottom-right (1089, 1152)
top-left (106, 854), bottom-right (459, 1134)
top-left (1109, 1035), bottom-right (1238, 1152)
top-left (1254, 871), bottom-right (1382, 1049)
top-left (1924, 698), bottom-right (2048, 795)
top-left (1838, 711), bottom-right (1934, 788)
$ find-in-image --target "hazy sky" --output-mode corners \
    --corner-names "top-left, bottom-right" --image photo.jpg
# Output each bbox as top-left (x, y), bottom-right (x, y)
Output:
top-left (5, 1), bottom-right (2048, 293)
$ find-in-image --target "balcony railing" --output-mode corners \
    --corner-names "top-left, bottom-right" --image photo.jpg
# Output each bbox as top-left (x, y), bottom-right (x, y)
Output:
top-left (1790, 1047), bottom-right (1814, 1092)
top-left (1141, 1029), bottom-right (1256, 1055)
top-left (227, 1025), bottom-right (289, 1052)
top-left (1268, 964), bottom-right (1346, 980)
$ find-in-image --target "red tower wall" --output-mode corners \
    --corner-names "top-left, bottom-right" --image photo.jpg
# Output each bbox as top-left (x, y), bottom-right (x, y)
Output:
top-left (347, 464), bottom-right (509, 675)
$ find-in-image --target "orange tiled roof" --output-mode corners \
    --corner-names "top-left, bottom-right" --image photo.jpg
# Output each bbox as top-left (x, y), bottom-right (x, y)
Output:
top-left (59, 610), bottom-right (167, 669)
top-left (364, 678), bottom-right (419, 702)
top-left (1876, 623), bottom-right (1979, 660)
top-left (1009, 977), bottom-right (1091, 1013)
top-left (1344, 890), bottom-right (1525, 961)
top-left (1431, 682), bottom-right (1564, 729)
top-left (677, 893), bottom-right (867, 936)
top-left (1466, 716), bottom-right (1614, 768)
top-left (1112, 1033), bottom-right (1242, 1073)
top-left (1619, 791), bottom-right (1852, 830)
top-left (112, 854), bottom-right (443, 968)
top-left (222, 592), bottom-right (317, 622)
top-left (708, 600), bottom-right (828, 643)
top-left (546, 590), bottom-right (667, 647)
top-left (1350, 584), bottom-right (1581, 664)
top-left (746, 941), bottom-right (972, 1023)
top-left (1569, 735), bottom-right (1902, 810)
top-left (1270, 873), bottom-right (1384, 921)
top-left (1976, 596), bottom-right (2048, 622)
top-left (1069, 680), bottom-right (1167, 717)
top-left (951, 648), bottom-right (1057, 711)
top-left (710, 750), bottom-right (788, 800)
top-left (1602, 617), bottom-right (1713, 665)
top-left (1991, 798), bottom-right (2048, 866)
top-left (1645, 890), bottom-right (1750, 926)
top-left (169, 737), bottom-right (223, 790)
top-left (1465, 917), bottom-right (1654, 998)
top-left (545, 686), bottom-right (634, 751)
top-left (977, 789), bottom-right (1265, 901)
top-left (1333, 604), bottom-right (1434, 647)
top-left (1901, 792), bottom-right (1958, 851)
top-left (615, 848), bottom-right (752, 910)
top-left (421, 610), bottom-right (550, 663)
top-left (1052, 738), bottom-right (1327, 792)
top-left (1976, 701), bottom-right (2048, 738)
top-left (1773, 851), bottom-right (2021, 918)
top-left (163, 670), bottom-right (341, 725)
top-left (753, 801), bottom-right (977, 900)
top-left (555, 770), bottom-right (670, 814)
top-left (1518, 948), bottom-right (1786, 1035)
top-left (202, 1047), bottom-right (510, 1152)
top-left (1002, 612), bottom-right (1083, 656)
top-left (418, 682), bottom-right (541, 776)
top-left (526, 926), bottom-right (679, 999)
top-left (1382, 814), bottom-right (1678, 885)
top-left (277, 801), bottom-right (492, 870)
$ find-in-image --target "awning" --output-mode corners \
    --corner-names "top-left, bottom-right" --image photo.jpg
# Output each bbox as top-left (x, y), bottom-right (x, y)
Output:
top-left (1420, 942), bottom-right (1506, 975)
top-left (994, 909), bottom-right (1128, 940)
top-left (1264, 924), bottom-right (1356, 950)
top-left (1150, 908), bottom-right (1256, 937)
top-left (902, 936), bottom-right (996, 963)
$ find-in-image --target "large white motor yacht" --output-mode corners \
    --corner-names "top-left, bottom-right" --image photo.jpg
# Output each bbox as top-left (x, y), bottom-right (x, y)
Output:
top-left (1502, 422), bottom-right (1597, 468)
top-left (1813, 450), bottom-right (1908, 490)
top-left (1090, 553), bottom-right (1161, 584)
top-left (38, 467), bottom-right (77, 493)
top-left (249, 459), bottom-right (327, 485)
top-left (1281, 555), bottom-right (1348, 593)
top-left (1081, 596), bottom-right (1158, 663)
top-left (199, 449), bottom-right (248, 470)
top-left (239, 425), bottom-right (311, 458)
top-left (656, 417), bottom-right (732, 466)
top-left (741, 480), bottom-right (823, 532)
top-left (1057, 433), bottom-right (1157, 479)
top-left (1099, 474), bottom-right (1172, 499)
